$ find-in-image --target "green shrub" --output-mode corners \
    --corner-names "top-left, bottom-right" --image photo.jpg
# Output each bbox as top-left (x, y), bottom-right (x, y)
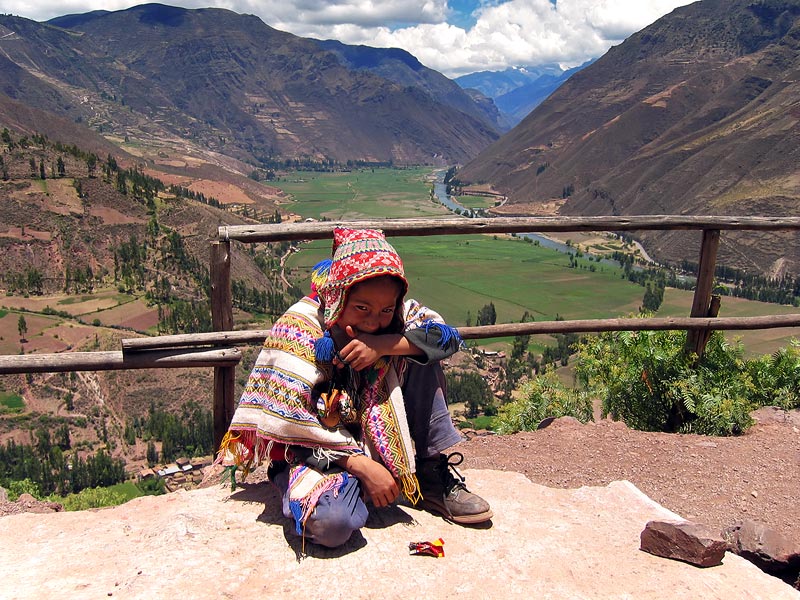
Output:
top-left (746, 340), bottom-right (800, 410)
top-left (495, 369), bottom-right (593, 434)
top-left (52, 486), bottom-right (128, 511)
top-left (575, 329), bottom-right (756, 435)
top-left (7, 478), bottom-right (42, 501)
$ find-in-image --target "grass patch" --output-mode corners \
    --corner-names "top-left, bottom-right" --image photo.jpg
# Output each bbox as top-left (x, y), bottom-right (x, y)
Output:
top-left (56, 295), bottom-right (98, 306)
top-left (455, 195), bottom-right (496, 210)
top-left (107, 481), bottom-right (145, 502)
top-left (458, 415), bottom-right (498, 430)
top-left (0, 391), bottom-right (25, 412)
top-left (275, 167), bottom-right (449, 220)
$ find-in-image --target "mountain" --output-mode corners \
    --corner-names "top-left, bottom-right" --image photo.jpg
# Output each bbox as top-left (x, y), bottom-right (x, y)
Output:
top-left (455, 62), bottom-right (592, 127)
top-left (314, 40), bottom-right (508, 132)
top-left (457, 0), bottom-right (800, 276)
top-left (0, 4), bottom-right (499, 168)
top-left (456, 65), bottom-right (563, 98)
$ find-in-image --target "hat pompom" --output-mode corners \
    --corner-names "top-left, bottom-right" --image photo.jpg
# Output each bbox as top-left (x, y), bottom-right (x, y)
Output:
top-left (314, 330), bottom-right (335, 362)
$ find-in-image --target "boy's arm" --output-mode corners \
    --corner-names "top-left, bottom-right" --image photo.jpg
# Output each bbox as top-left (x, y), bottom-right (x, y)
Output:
top-left (334, 328), bottom-right (423, 371)
top-left (296, 447), bottom-right (400, 507)
top-left (403, 324), bottom-right (461, 364)
top-left (402, 299), bottom-right (463, 364)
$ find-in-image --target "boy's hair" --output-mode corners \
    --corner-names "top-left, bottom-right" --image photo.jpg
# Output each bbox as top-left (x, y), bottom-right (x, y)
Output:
top-left (317, 228), bottom-right (408, 328)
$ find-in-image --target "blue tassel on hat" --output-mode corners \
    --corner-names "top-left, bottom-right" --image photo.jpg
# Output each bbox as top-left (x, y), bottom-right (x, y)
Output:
top-left (314, 330), bottom-right (335, 362)
top-left (310, 259), bottom-right (332, 294)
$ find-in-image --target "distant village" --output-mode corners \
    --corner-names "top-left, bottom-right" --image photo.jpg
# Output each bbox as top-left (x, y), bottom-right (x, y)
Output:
top-left (138, 457), bottom-right (213, 492)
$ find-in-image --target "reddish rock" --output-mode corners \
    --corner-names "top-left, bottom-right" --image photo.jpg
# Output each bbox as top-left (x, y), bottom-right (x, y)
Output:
top-left (723, 520), bottom-right (800, 580)
top-left (640, 520), bottom-right (727, 567)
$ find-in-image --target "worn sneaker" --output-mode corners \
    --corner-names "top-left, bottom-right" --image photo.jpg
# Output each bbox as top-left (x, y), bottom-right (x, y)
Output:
top-left (416, 452), bottom-right (493, 524)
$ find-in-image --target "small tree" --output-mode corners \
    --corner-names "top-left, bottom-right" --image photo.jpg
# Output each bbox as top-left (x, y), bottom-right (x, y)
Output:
top-left (477, 302), bottom-right (497, 326)
top-left (496, 370), bottom-right (593, 434)
top-left (17, 314), bottom-right (27, 341)
top-left (146, 441), bottom-right (159, 467)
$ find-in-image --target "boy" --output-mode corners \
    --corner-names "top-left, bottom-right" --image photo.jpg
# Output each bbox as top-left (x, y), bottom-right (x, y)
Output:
top-left (217, 227), bottom-right (491, 547)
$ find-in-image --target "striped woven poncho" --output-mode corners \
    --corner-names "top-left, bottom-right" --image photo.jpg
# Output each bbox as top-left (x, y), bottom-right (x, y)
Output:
top-left (216, 295), bottom-right (450, 532)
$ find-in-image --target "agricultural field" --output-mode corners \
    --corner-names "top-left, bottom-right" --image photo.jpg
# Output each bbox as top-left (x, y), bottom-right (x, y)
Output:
top-left (0, 289), bottom-right (158, 356)
top-left (274, 167), bottom-right (449, 220)
top-left (281, 168), bottom-right (799, 357)
top-left (658, 288), bottom-right (800, 356)
top-left (290, 234), bottom-right (640, 335)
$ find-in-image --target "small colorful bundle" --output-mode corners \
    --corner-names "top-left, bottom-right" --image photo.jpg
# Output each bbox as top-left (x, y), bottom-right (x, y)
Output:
top-left (408, 538), bottom-right (445, 557)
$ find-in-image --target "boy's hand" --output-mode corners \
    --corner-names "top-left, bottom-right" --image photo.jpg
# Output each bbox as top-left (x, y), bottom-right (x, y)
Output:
top-left (334, 326), bottom-right (382, 371)
top-left (341, 454), bottom-right (399, 507)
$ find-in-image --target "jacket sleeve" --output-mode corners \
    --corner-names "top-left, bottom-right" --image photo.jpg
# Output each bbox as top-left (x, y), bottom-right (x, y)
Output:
top-left (402, 299), bottom-right (463, 365)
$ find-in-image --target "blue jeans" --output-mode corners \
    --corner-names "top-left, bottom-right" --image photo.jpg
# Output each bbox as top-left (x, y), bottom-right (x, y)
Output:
top-left (276, 362), bottom-right (462, 548)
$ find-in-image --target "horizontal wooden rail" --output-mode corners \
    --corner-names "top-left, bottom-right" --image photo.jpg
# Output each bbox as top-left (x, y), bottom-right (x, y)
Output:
top-left (0, 347), bottom-right (241, 375)
top-left (457, 313), bottom-right (800, 338)
top-left (122, 331), bottom-right (270, 351)
top-left (119, 313), bottom-right (800, 352)
top-left (218, 215), bottom-right (800, 242)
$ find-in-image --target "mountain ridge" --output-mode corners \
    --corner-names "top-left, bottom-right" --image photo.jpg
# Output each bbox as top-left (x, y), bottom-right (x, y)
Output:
top-left (0, 4), bottom-right (499, 169)
top-left (455, 62), bottom-right (593, 127)
top-left (457, 0), bottom-right (800, 276)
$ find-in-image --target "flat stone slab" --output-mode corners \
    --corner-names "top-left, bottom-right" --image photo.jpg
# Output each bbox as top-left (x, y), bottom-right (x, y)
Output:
top-left (1, 470), bottom-right (797, 599)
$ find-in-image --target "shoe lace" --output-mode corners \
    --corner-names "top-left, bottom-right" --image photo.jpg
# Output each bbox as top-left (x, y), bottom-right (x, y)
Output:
top-left (440, 452), bottom-right (467, 495)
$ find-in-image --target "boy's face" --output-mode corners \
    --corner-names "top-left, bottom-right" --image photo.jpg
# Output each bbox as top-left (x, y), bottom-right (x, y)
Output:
top-left (337, 277), bottom-right (402, 335)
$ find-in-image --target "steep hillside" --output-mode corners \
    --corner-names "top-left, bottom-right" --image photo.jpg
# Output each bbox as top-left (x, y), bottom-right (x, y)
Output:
top-left (0, 4), bottom-right (498, 168)
top-left (458, 0), bottom-right (800, 276)
top-left (0, 123), bottom-right (285, 470)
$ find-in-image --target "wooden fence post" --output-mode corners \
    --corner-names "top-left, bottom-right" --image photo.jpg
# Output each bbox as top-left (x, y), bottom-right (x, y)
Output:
top-left (211, 240), bottom-right (235, 451)
top-left (685, 229), bottom-right (721, 359)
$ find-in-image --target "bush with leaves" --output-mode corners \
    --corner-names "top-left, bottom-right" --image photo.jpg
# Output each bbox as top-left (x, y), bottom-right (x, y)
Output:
top-left (575, 329), bottom-right (756, 436)
top-left (7, 478), bottom-right (42, 501)
top-left (746, 340), bottom-right (800, 410)
top-left (51, 486), bottom-right (128, 511)
top-left (495, 369), bottom-right (593, 434)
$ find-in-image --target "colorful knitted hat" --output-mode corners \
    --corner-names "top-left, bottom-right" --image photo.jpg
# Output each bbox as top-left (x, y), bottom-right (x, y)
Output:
top-left (316, 228), bottom-right (408, 328)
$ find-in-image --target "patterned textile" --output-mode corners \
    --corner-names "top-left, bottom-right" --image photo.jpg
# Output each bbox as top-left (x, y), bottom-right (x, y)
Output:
top-left (216, 295), bottom-right (426, 530)
top-left (318, 227), bottom-right (408, 327)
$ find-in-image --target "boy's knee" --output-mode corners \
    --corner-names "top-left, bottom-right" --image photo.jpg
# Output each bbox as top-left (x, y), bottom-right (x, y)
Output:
top-left (307, 514), bottom-right (361, 548)
top-left (303, 478), bottom-right (368, 548)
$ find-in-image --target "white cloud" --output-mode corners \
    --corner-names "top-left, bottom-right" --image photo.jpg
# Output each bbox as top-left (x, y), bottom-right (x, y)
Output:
top-left (276, 0), bottom-right (695, 76)
top-left (4, 0), bottom-right (695, 76)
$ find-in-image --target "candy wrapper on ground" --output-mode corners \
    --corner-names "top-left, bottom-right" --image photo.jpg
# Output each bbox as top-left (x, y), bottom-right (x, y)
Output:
top-left (409, 538), bottom-right (445, 557)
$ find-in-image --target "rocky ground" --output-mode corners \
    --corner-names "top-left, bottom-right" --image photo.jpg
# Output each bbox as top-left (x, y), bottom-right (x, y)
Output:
top-left (3, 407), bottom-right (799, 551)
top-left (459, 407), bottom-right (800, 547)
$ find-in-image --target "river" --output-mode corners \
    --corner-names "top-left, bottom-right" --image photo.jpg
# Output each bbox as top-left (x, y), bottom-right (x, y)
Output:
top-left (431, 171), bottom-right (574, 254)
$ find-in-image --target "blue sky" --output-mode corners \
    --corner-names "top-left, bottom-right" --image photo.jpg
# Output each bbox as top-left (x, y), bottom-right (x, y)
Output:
top-left (4, 0), bottom-right (695, 77)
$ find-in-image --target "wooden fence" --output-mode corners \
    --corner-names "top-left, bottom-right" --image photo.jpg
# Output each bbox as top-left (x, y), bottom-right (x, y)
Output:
top-left (1, 215), bottom-right (800, 448)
